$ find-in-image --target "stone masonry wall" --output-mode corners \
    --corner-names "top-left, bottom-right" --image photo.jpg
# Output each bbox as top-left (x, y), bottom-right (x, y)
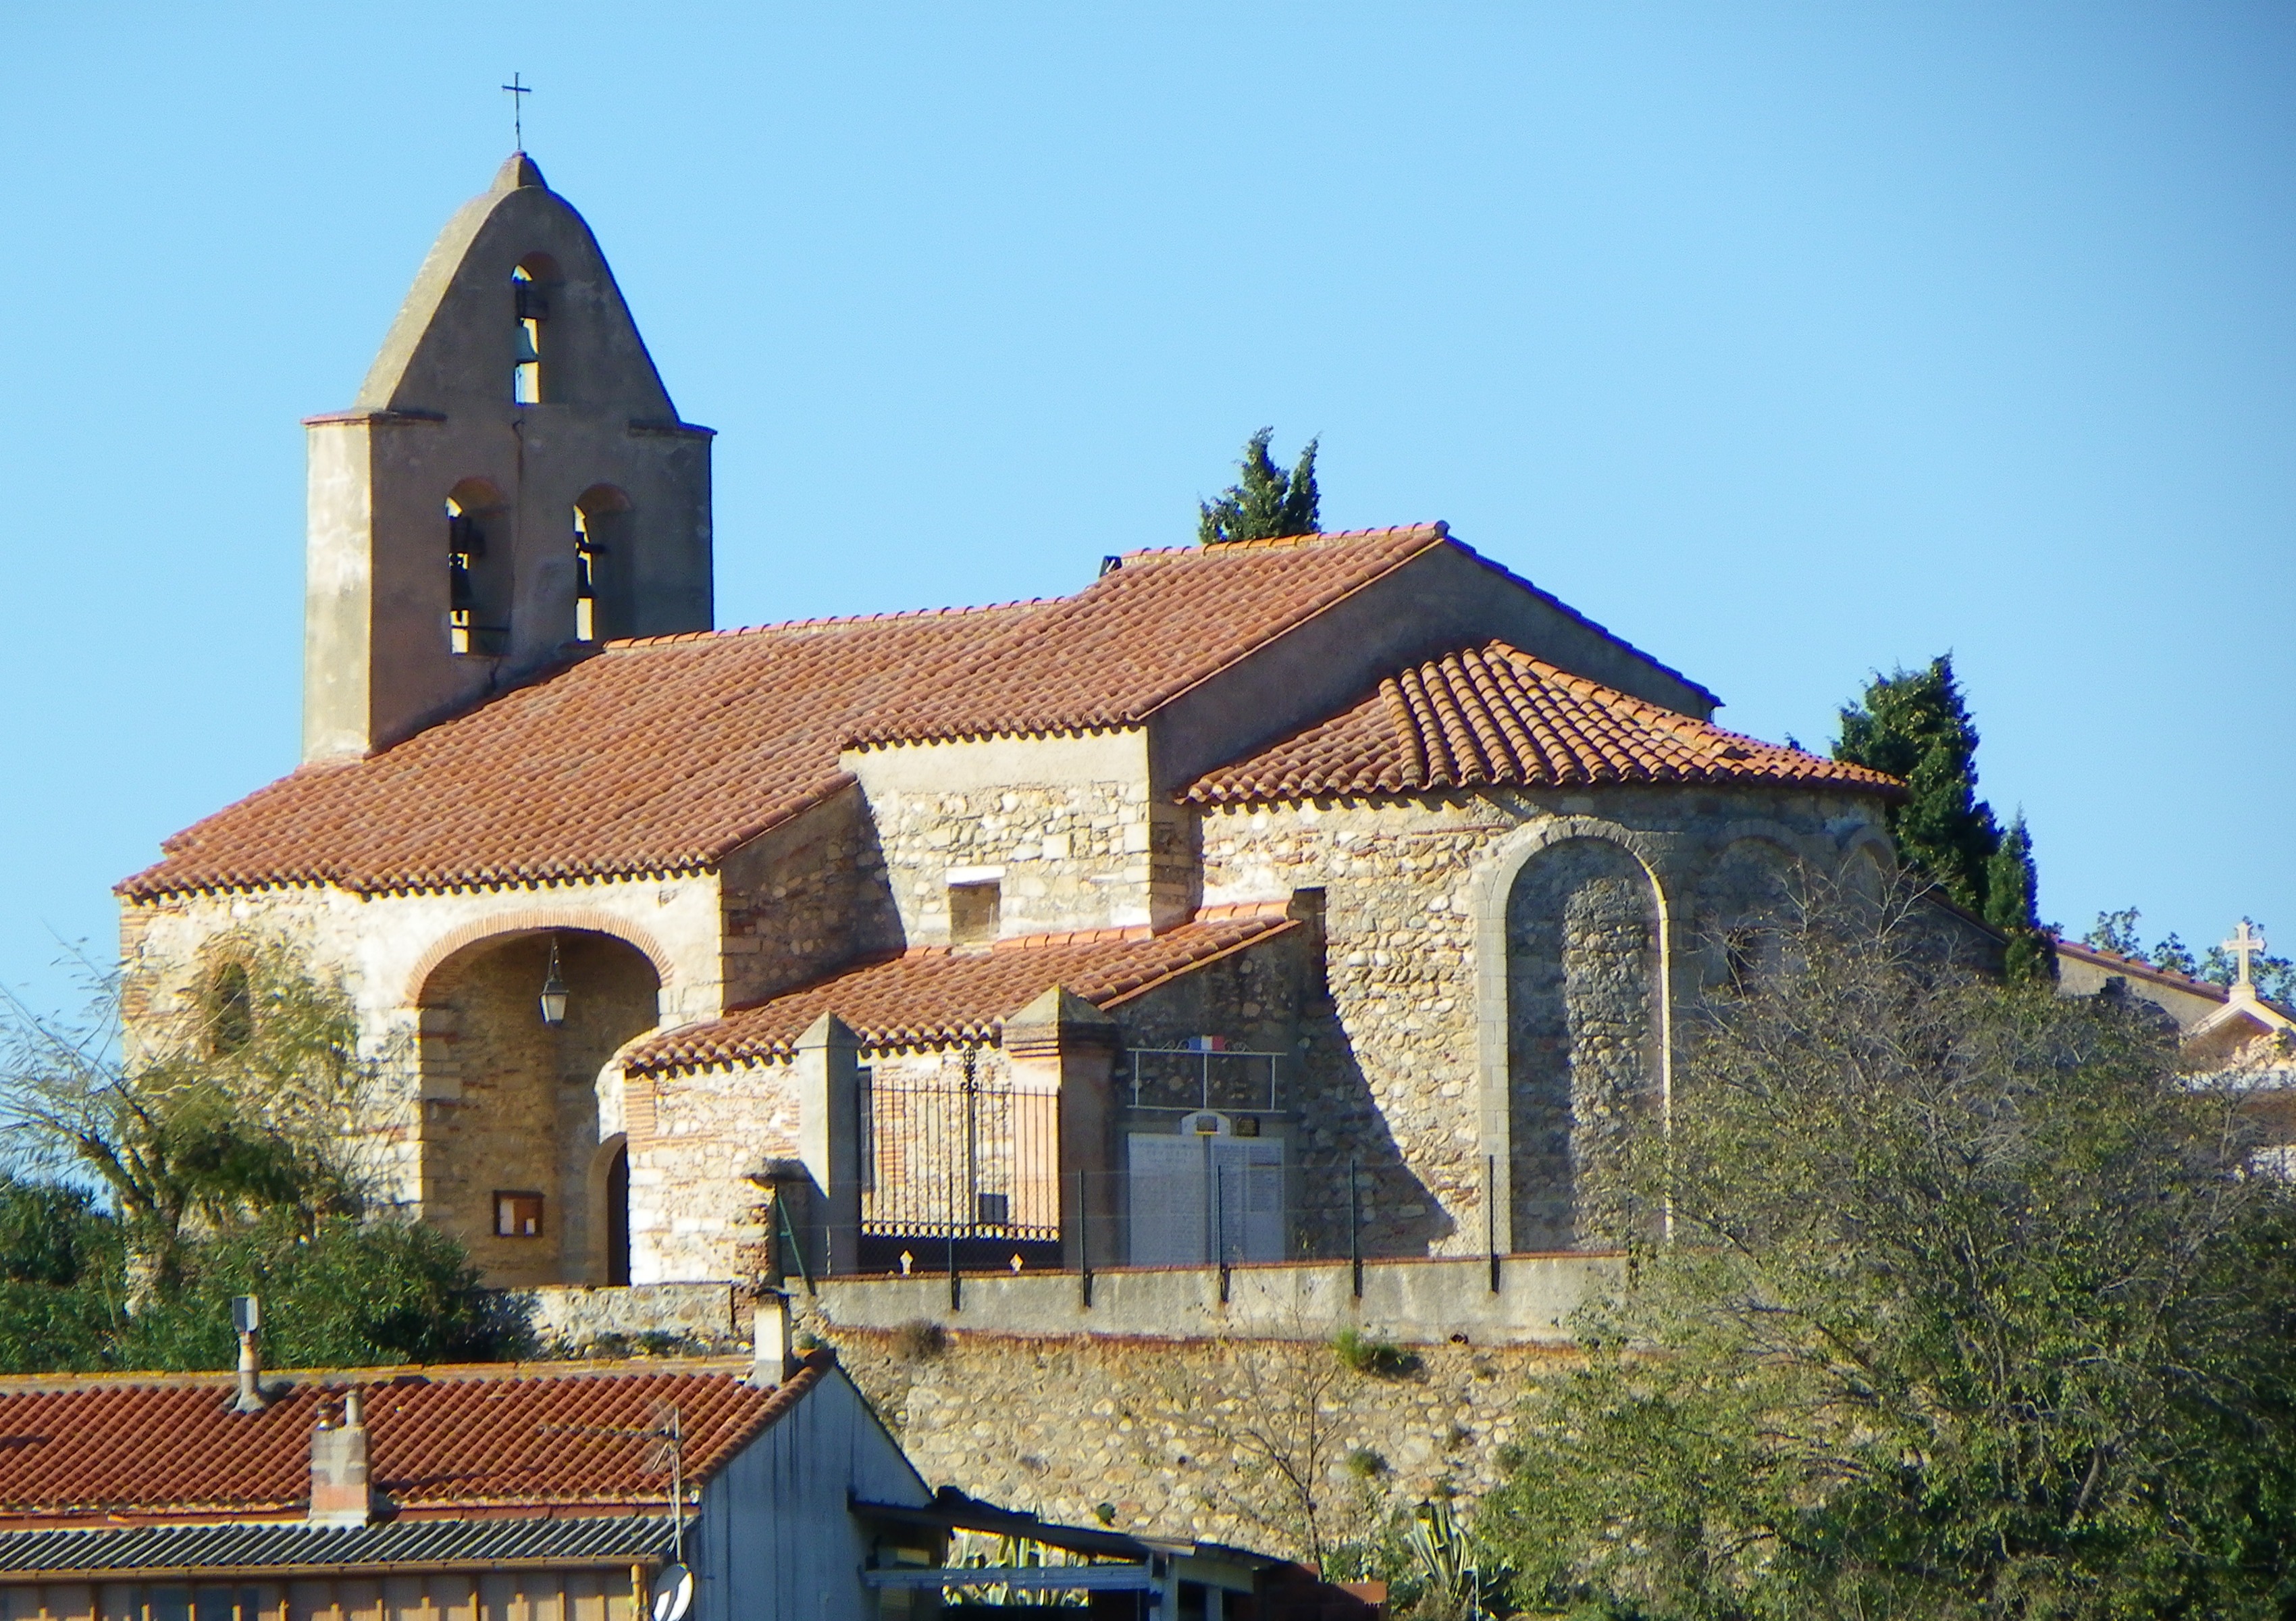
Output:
top-left (1197, 786), bottom-right (1893, 1260)
top-left (845, 730), bottom-right (1185, 938)
top-left (717, 786), bottom-right (902, 1008)
top-left (418, 931), bottom-right (659, 1286)
top-left (630, 1056), bottom-right (801, 1284)
top-left (120, 872), bottom-right (729, 1212)
top-left (818, 1317), bottom-right (1571, 1562)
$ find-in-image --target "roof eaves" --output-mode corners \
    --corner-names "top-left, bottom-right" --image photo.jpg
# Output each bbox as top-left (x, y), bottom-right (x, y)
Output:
top-left (1093, 917), bottom-right (1302, 1010)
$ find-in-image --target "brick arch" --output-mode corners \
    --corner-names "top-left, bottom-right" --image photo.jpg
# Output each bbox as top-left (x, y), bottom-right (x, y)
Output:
top-left (403, 907), bottom-right (677, 1007)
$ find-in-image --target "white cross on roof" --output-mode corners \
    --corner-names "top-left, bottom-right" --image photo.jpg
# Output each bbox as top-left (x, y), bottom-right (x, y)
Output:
top-left (2222, 919), bottom-right (2268, 989)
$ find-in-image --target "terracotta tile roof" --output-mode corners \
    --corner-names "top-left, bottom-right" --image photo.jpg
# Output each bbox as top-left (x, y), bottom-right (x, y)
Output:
top-left (0, 1356), bottom-right (820, 1524)
top-left (122, 606), bottom-right (1037, 898)
top-left (1186, 642), bottom-right (1902, 804)
top-left (845, 525), bottom-right (1455, 744)
top-left (124, 527), bottom-right (1707, 899)
top-left (628, 912), bottom-right (1299, 1075)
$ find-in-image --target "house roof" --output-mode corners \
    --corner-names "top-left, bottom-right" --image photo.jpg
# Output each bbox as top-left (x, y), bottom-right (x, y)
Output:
top-left (627, 910), bottom-right (1299, 1075)
top-left (1186, 642), bottom-right (1900, 805)
top-left (122, 529), bottom-right (1706, 900)
top-left (0, 1356), bottom-right (818, 1525)
top-left (0, 1514), bottom-right (683, 1577)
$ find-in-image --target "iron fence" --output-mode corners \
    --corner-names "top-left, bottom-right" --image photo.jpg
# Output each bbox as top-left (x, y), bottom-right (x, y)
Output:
top-left (860, 1053), bottom-right (1060, 1246)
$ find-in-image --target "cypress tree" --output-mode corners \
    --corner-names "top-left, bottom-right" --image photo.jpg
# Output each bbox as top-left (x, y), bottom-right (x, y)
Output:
top-left (1984, 814), bottom-right (2053, 983)
top-left (1198, 428), bottom-right (1320, 544)
top-left (1833, 656), bottom-right (2002, 914)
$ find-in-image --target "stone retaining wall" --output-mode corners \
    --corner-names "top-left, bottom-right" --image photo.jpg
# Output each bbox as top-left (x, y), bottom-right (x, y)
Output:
top-left (816, 1316), bottom-right (1572, 1562)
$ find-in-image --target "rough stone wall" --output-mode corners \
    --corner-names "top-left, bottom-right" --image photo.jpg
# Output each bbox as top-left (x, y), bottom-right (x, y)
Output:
top-left (845, 731), bottom-right (1180, 937)
top-left (630, 1058), bottom-right (800, 1284)
top-left (717, 787), bottom-right (899, 1007)
top-left (820, 1319), bottom-right (1569, 1562)
top-left (417, 931), bottom-right (658, 1286)
top-left (120, 873), bottom-right (729, 1210)
top-left (1504, 839), bottom-right (1659, 1250)
top-left (1197, 788), bottom-right (1894, 1260)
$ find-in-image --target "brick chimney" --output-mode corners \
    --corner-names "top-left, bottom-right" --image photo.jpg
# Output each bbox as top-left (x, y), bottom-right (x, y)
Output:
top-left (308, 1388), bottom-right (380, 1527)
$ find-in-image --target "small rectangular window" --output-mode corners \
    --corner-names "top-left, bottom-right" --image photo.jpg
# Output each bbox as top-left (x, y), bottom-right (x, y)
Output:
top-left (857, 1066), bottom-right (876, 1193)
top-left (976, 1191), bottom-right (1011, 1227)
top-left (495, 1191), bottom-right (544, 1238)
top-left (949, 880), bottom-right (1001, 945)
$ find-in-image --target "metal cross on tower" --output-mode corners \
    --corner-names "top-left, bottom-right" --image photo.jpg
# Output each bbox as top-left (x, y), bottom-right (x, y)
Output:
top-left (2222, 920), bottom-right (2268, 989)
top-left (501, 73), bottom-right (533, 151)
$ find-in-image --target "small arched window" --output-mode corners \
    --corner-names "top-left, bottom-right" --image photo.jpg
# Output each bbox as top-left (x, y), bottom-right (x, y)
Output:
top-left (446, 477), bottom-right (512, 656)
top-left (572, 485), bottom-right (633, 643)
top-left (207, 961), bottom-right (255, 1056)
top-left (511, 255), bottom-right (560, 404)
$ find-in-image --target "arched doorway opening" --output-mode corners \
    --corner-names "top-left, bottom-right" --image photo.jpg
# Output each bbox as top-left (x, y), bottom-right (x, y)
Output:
top-left (415, 929), bottom-right (659, 1287)
top-left (607, 1145), bottom-right (631, 1285)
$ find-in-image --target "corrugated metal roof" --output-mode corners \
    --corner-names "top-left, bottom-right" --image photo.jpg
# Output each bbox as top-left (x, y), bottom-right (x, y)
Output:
top-left (0, 1514), bottom-right (683, 1576)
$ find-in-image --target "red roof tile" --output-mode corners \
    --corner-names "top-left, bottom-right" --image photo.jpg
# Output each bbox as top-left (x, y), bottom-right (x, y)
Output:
top-left (845, 526), bottom-right (1453, 744)
top-left (1186, 642), bottom-right (1901, 804)
top-left (629, 913), bottom-right (1298, 1075)
top-left (0, 1357), bottom-right (819, 1524)
top-left (122, 605), bottom-right (1035, 898)
top-left (123, 528), bottom-right (1706, 899)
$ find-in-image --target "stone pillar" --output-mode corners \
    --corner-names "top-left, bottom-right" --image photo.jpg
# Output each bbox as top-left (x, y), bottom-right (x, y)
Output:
top-left (1004, 985), bottom-right (1120, 1271)
top-left (795, 1013), bottom-right (862, 1277)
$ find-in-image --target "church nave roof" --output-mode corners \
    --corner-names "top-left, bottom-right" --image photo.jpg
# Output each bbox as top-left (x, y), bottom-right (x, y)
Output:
top-left (127, 527), bottom-right (1702, 898)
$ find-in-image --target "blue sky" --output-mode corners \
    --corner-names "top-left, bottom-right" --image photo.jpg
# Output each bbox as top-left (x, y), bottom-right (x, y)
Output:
top-left (1, 4), bottom-right (2290, 1014)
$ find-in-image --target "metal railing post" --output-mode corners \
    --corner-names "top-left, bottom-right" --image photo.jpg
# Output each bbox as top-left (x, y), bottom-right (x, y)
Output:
top-left (1349, 1156), bottom-right (1363, 1300)
top-left (1215, 1164), bottom-right (1230, 1305)
top-left (1078, 1170), bottom-right (1093, 1309)
top-left (1486, 1153), bottom-right (1501, 1294)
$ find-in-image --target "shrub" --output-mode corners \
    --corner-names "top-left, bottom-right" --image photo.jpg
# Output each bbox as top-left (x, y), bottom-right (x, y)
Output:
top-left (1332, 1327), bottom-right (1419, 1378)
top-left (891, 1318), bottom-right (947, 1361)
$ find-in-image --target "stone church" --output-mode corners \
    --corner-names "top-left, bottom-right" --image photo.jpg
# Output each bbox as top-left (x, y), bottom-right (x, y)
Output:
top-left (119, 155), bottom-right (1905, 1300)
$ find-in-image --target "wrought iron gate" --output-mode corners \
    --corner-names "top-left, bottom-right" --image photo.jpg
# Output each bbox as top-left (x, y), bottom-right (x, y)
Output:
top-left (860, 1052), bottom-right (1060, 1247)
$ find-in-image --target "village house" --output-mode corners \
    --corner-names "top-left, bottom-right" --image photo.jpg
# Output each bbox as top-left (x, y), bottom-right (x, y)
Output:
top-left (0, 1305), bottom-right (1346, 1621)
top-left (117, 152), bottom-right (1909, 1309)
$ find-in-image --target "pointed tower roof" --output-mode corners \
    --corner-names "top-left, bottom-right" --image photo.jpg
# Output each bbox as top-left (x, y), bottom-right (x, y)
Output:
top-left (494, 151), bottom-right (548, 192)
top-left (349, 155), bottom-right (674, 417)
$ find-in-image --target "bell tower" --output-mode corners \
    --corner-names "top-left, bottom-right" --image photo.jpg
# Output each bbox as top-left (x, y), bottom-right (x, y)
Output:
top-left (301, 153), bottom-right (713, 761)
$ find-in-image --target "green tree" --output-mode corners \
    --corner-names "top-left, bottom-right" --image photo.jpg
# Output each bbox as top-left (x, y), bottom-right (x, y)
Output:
top-left (0, 937), bottom-right (531, 1372)
top-left (0, 1175), bottom-right (120, 1372)
top-left (1481, 875), bottom-right (2296, 1619)
top-left (1198, 428), bottom-right (1321, 544)
top-left (1, 934), bottom-right (379, 1293)
top-left (1983, 813), bottom-right (2052, 983)
top-left (1835, 657), bottom-right (2054, 983)
top-left (120, 1211), bottom-right (530, 1370)
top-left (1833, 656), bottom-right (2002, 912)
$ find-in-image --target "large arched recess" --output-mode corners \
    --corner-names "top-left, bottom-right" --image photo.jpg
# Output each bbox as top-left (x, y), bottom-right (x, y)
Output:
top-left (1473, 819), bottom-right (1671, 1254)
top-left (415, 929), bottom-right (660, 1287)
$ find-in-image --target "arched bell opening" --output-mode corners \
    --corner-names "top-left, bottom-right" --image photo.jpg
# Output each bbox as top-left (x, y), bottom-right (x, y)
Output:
top-left (415, 928), bottom-right (660, 1287)
top-left (571, 484), bottom-right (634, 644)
top-left (445, 477), bottom-right (512, 657)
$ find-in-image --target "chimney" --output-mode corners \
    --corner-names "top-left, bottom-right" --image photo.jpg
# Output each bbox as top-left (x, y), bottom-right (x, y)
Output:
top-left (309, 1387), bottom-right (380, 1527)
top-left (231, 1294), bottom-right (265, 1414)
top-left (751, 1289), bottom-right (796, 1387)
